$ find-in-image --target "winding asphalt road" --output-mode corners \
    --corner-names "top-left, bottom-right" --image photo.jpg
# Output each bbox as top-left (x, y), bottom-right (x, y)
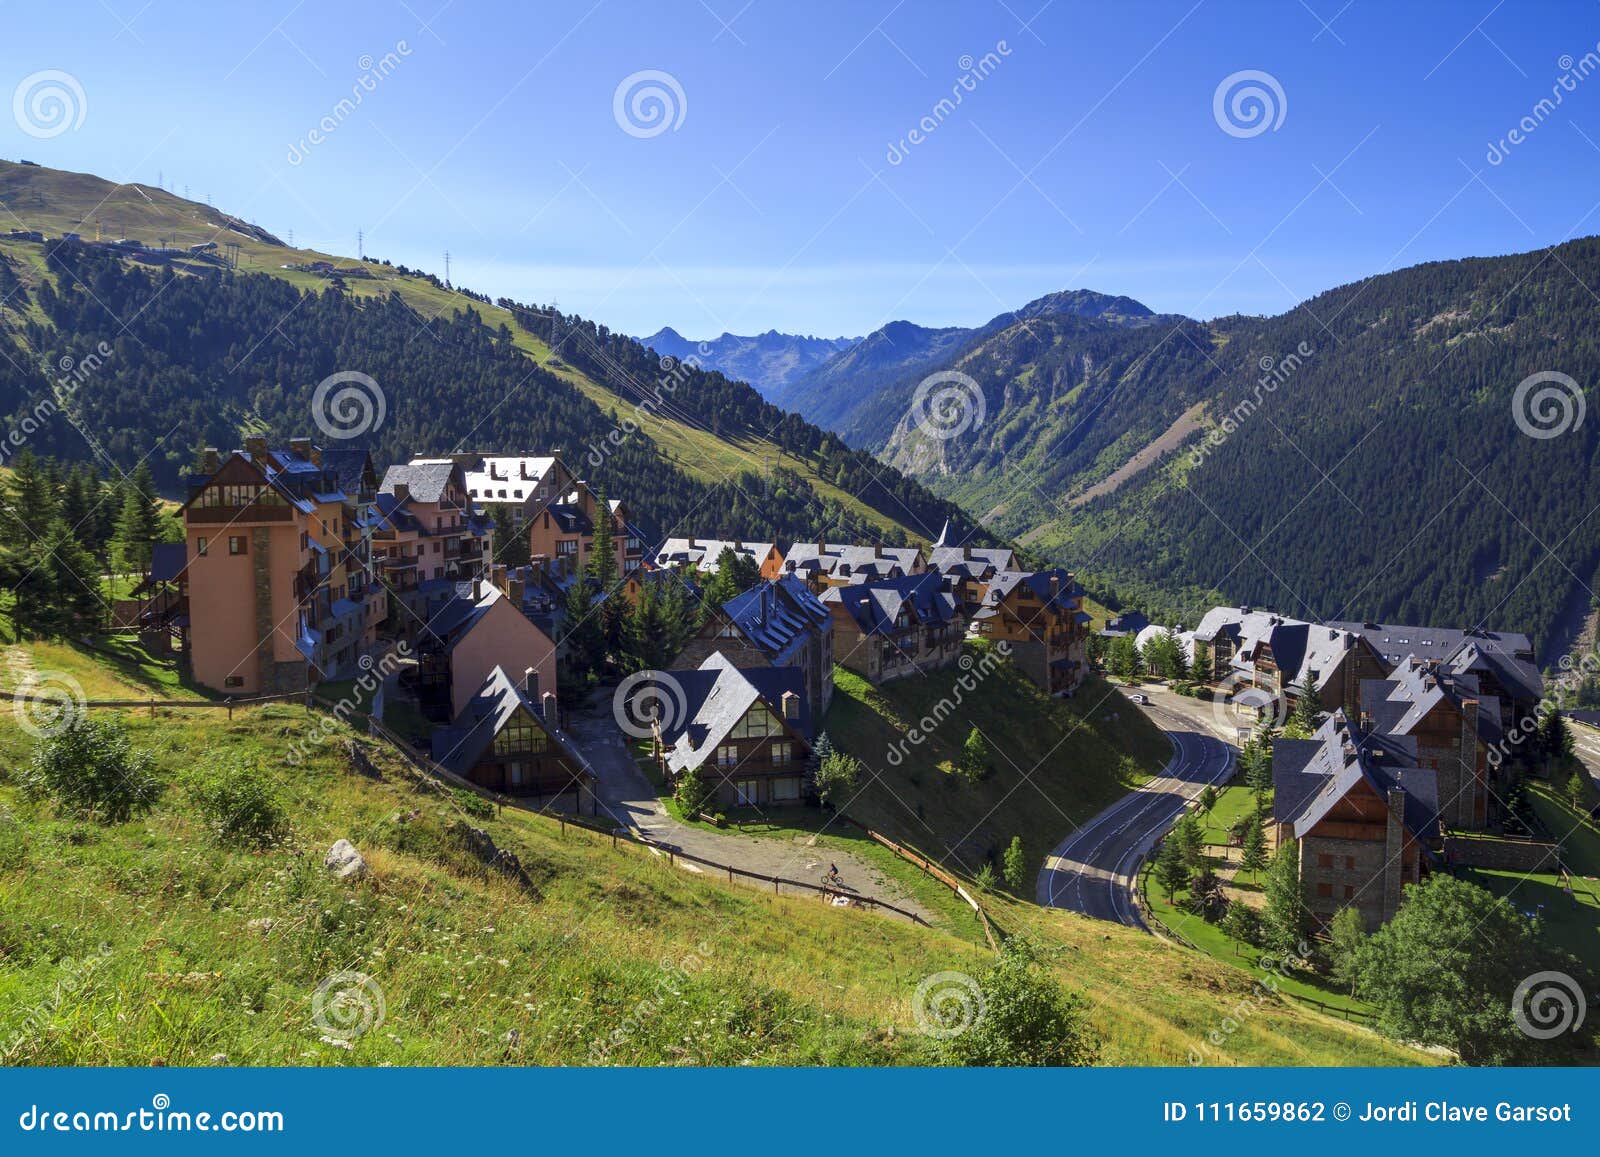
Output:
top-left (1036, 689), bottom-right (1237, 928)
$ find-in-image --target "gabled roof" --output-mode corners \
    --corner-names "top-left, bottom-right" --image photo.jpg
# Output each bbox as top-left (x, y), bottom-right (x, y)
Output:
top-left (1360, 657), bottom-right (1502, 748)
top-left (429, 666), bottom-right (586, 779)
top-left (459, 455), bottom-right (558, 502)
top-left (1195, 607), bottom-right (1364, 693)
top-left (654, 538), bottom-right (776, 569)
top-left (982, 568), bottom-right (1084, 612)
top-left (1273, 711), bottom-right (1437, 841)
top-left (656, 653), bottom-right (811, 774)
top-left (720, 575), bottom-right (831, 664)
top-left (380, 460), bottom-right (462, 505)
top-left (1326, 619), bottom-right (1541, 705)
top-left (318, 447), bottom-right (377, 496)
top-left (821, 570), bottom-right (959, 635)
top-left (780, 542), bottom-right (919, 581)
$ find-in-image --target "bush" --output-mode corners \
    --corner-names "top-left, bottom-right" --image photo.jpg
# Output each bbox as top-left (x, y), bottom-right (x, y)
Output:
top-left (188, 760), bottom-right (291, 848)
top-left (944, 936), bottom-right (1099, 1066)
top-left (673, 766), bottom-right (715, 817)
top-left (20, 717), bottom-right (162, 823)
top-left (453, 788), bottom-right (495, 819)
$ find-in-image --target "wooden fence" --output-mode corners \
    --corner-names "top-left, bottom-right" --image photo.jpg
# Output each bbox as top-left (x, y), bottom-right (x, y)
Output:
top-left (834, 814), bottom-right (999, 950)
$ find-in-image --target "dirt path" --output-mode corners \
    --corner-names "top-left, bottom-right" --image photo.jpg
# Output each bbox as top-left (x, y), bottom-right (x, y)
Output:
top-left (565, 693), bottom-right (933, 925)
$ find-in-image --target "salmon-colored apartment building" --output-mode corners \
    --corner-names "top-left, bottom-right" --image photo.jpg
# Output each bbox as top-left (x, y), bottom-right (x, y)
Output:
top-left (371, 460), bottom-right (495, 640)
top-left (181, 438), bottom-right (383, 695)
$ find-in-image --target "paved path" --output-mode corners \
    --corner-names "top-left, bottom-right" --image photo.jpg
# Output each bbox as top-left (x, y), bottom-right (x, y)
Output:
top-left (1036, 685), bottom-right (1236, 928)
top-left (564, 696), bottom-right (932, 924)
top-left (1572, 719), bottom-right (1600, 794)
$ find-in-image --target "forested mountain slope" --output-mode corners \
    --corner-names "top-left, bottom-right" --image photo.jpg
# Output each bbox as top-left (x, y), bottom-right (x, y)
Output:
top-left (0, 161), bottom-right (984, 547)
top-left (880, 240), bottom-right (1600, 661)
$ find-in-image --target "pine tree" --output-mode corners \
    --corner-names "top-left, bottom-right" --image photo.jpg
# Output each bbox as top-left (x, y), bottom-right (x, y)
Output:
top-left (1239, 812), bottom-right (1269, 880)
top-left (1002, 836), bottom-right (1027, 892)
top-left (1177, 812), bottom-right (1205, 868)
top-left (1327, 906), bottom-right (1367, 995)
top-left (959, 726), bottom-right (991, 784)
top-left (1262, 840), bottom-right (1309, 956)
top-left (1291, 674), bottom-right (1323, 731)
top-left (1154, 834), bottom-right (1188, 902)
top-left (111, 460), bottom-right (163, 576)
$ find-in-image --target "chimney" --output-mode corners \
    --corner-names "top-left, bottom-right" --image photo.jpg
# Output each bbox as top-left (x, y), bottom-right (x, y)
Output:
top-left (520, 461), bottom-right (530, 479)
top-left (781, 690), bottom-right (799, 720)
top-left (541, 690), bottom-right (557, 722)
top-left (203, 447), bottom-right (219, 474)
top-left (290, 437), bottom-right (311, 460)
top-left (244, 435), bottom-right (267, 459)
top-left (393, 482), bottom-right (410, 502)
top-left (523, 666), bottom-right (539, 700)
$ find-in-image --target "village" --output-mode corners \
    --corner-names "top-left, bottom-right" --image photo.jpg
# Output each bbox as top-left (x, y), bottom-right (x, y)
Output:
top-left (113, 435), bottom-right (1593, 960)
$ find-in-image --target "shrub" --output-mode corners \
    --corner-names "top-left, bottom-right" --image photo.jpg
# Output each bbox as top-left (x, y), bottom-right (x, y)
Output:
top-left (1001, 835), bottom-right (1027, 892)
top-left (453, 788), bottom-right (495, 819)
top-left (673, 766), bottom-right (715, 817)
top-left (188, 760), bottom-right (291, 848)
top-left (812, 749), bottom-right (861, 808)
top-left (20, 717), bottom-right (162, 823)
top-left (944, 936), bottom-right (1099, 1067)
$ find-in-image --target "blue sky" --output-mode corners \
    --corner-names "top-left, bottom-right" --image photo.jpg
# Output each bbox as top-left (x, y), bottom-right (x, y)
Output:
top-left (3, 1), bottom-right (1598, 337)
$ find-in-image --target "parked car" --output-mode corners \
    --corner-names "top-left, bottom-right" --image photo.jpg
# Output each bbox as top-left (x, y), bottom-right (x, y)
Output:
top-left (1130, 693), bottom-right (1150, 705)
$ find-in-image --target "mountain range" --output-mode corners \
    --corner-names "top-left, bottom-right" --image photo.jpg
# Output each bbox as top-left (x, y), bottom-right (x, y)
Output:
top-left (639, 327), bottom-right (857, 402)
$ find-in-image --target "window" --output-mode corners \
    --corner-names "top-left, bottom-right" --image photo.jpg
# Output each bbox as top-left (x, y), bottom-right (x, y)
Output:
top-left (771, 777), bottom-right (801, 802)
top-left (228, 536), bottom-right (247, 555)
top-left (1343, 885), bottom-right (1356, 900)
top-left (770, 741), bottom-right (794, 765)
top-left (557, 540), bottom-right (578, 556)
top-left (716, 745), bottom-right (739, 767)
top-left (1317, 853), bottom-right (1334, 868)
top-left (493, 717), bottom-right (549, 756)
top-left (735, 780), bottom-right (760, 806)
top-left (196, 537), bottom-right (208, 557)
top-left (1344, 856), bottom-right (1355, 870)
top-left (224, 675), bottom-right (244, 688)
top-left (507, 762), bottom-right (525, 788)
top-left (730, 709), bottom-right (778, 739)
top-left (1316, 883), bottom-right (1334, 898)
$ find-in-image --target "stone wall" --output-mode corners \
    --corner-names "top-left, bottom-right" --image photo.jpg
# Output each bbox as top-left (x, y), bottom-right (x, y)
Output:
top-left (1445, 834), bottom-right (1557, 872)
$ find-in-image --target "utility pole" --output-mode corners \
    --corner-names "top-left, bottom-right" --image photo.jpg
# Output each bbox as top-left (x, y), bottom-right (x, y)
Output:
top-left (444, 251), bottom-right (451, 285)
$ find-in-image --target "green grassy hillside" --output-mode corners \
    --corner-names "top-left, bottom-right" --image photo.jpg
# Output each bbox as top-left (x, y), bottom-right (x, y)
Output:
top-left (823, 644), bottom-right (1173, 882)
top-left (0, 641), bottom-right (1425, 1066)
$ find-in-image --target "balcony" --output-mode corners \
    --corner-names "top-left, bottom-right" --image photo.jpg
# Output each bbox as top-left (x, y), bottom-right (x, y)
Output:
top-left (186, 501), bottom-right (295, 524)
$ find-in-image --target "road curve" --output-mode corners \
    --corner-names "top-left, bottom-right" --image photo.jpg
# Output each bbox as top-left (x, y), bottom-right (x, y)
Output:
top-left (1036, 699), bottom-right (1236, 928)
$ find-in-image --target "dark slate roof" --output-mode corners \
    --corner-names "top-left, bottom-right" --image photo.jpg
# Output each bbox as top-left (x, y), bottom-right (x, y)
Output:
top-left (429, 665), bottom-right (586, 779)
top-left (1327, 619), bottom-right (1538, 692)
top-left (148, 541), bottom-right (188, 583)
top-left (380, 461), bottom-right (459, 504)
top-left (1446, 640), bottom-right (1543, 707)
top-left (654, 653), bottom-right (811, 774)
top-left (820, 570), bottom-right (959, 636)
top-left (319, 447), bottom-right (375, 495)
top-left (1360, 657), bottom-right (1502, 749)
top-left (1273, 712), bottom-right (1437, 841)
top-left (721, 575), bottom-right (830, 665)
top-left (982, 568), bottom-right (1084, 611)
top-left (545, 503), bottom-right (594, 535)
top-left (370, 491), bottom-right (423, 533)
